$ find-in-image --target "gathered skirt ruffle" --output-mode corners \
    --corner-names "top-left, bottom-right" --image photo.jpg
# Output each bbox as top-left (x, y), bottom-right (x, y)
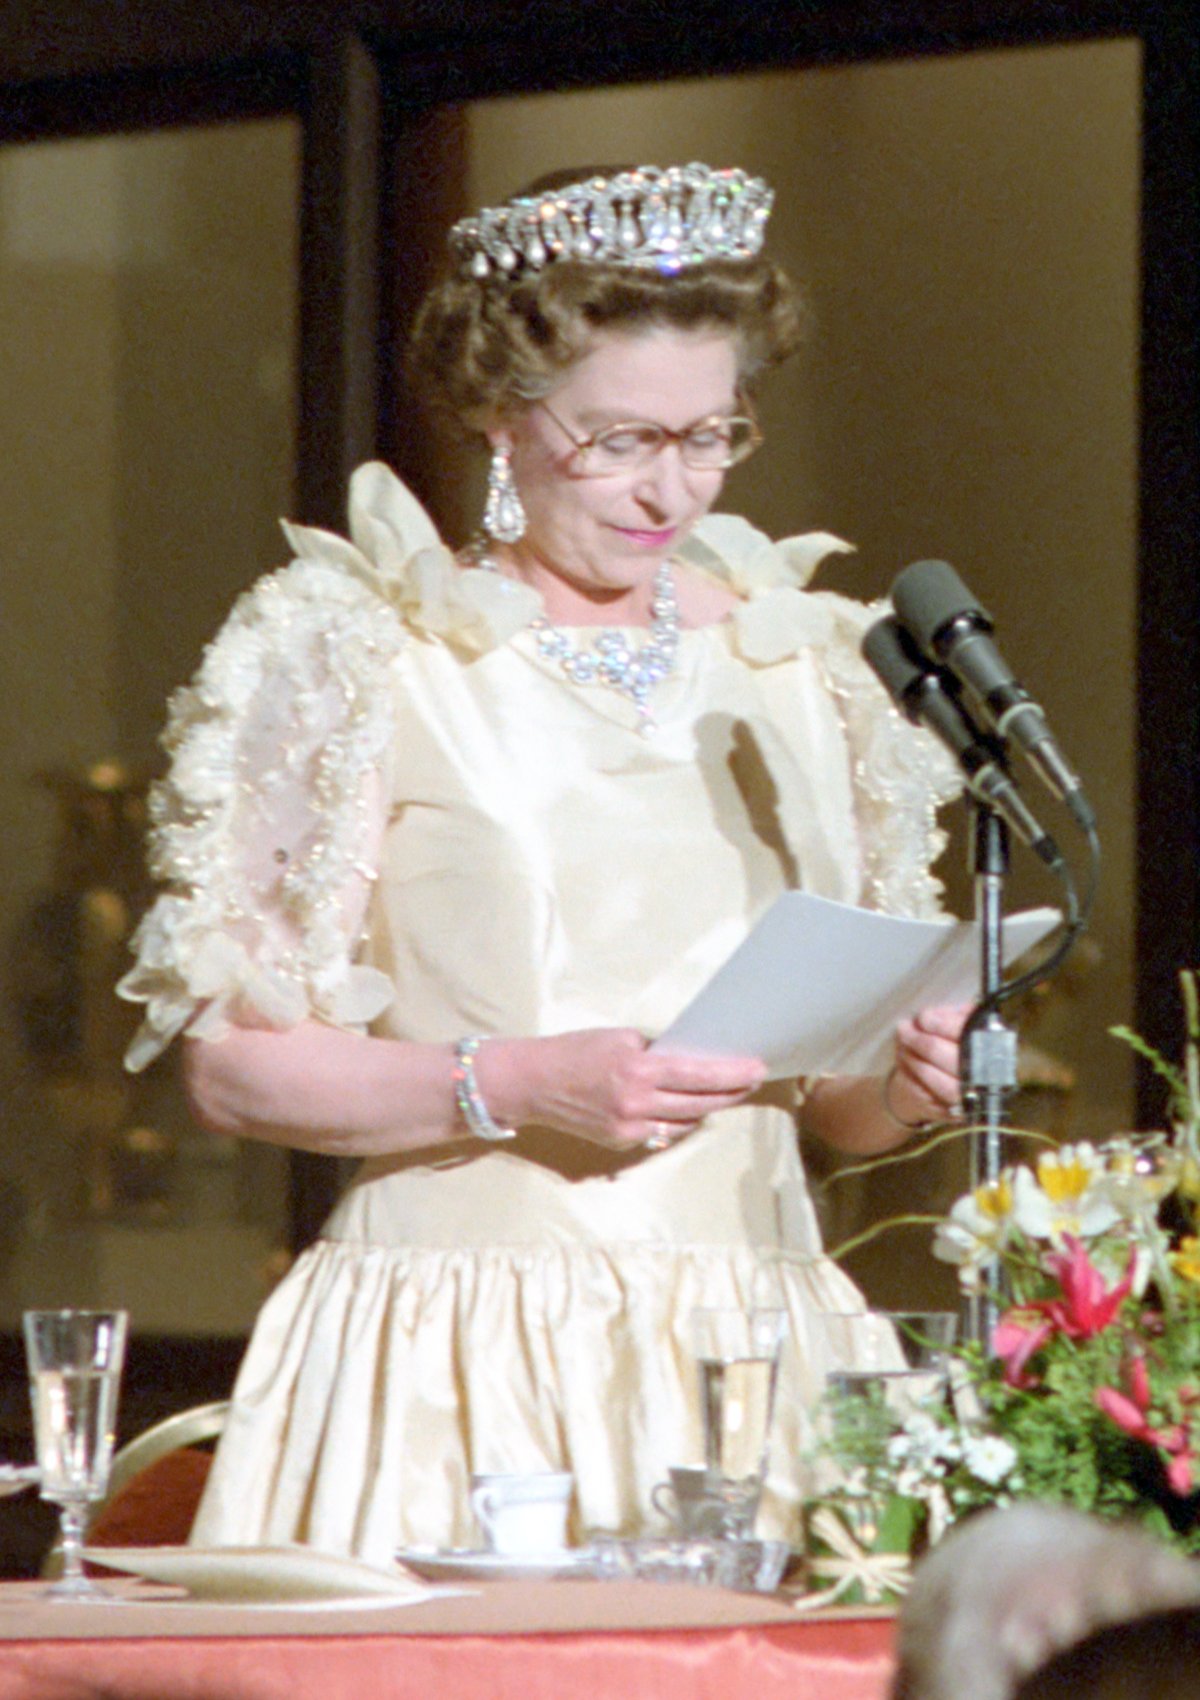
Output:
top-left (192, 1233), bottom-right (887, 1561)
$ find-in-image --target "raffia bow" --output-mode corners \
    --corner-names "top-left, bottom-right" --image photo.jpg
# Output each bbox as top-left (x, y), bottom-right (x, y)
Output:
top-left (792, 1505), bottom-right (913, 1611)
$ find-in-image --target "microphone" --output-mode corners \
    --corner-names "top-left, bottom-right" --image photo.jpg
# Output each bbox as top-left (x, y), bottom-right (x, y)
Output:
top-left (862, 615), bottom-right (1064, 868)
top-left (890, 559), bottom-right (1095, 831)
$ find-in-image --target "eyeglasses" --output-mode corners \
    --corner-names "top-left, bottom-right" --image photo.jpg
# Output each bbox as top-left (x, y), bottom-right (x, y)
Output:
top-left (537, 397), bottom-right (763, 475)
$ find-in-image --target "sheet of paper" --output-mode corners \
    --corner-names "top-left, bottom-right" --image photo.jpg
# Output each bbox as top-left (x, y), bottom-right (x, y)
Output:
top-left (652, 891), bottom-right (1061, 1079)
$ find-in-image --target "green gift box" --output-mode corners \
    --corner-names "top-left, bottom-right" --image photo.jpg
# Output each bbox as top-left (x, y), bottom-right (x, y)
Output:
top-left (800, 1492), bottom-right (921, 1607)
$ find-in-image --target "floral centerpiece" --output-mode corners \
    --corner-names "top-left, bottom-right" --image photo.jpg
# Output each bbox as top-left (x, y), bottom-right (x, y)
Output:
top-left (808, 972), bottom-right (1200, 1591)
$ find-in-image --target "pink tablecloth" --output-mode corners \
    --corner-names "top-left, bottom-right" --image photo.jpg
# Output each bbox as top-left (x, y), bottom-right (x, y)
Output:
top-left (0, 1578), bottom-right (896, 1700)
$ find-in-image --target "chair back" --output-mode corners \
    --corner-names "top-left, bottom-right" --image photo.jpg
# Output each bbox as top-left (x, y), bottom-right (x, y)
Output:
top-left (67, 1400), bottom-right (230, 1558)
top-left (104, 1400), bottom-right (228, 1502)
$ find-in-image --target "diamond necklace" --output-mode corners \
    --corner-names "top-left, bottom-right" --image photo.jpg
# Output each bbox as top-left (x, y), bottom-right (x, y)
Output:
top-left (466, 539), bottom-right (682, 733)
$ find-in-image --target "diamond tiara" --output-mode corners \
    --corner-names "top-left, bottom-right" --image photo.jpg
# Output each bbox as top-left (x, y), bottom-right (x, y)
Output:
top-left (449, 163), bottom-right (774, 280)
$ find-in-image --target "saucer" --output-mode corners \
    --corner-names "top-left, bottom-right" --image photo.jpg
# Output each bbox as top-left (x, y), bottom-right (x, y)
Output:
top-left (395, 1546), bottom-right (596, 1582)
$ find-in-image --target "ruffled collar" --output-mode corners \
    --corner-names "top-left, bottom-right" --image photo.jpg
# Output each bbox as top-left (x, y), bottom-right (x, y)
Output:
top-left (282, 461), bottom-right (541, 655)
top-left (678, 513), bottom-right (854, 663)
top-left (280, 460), bottom-right (854, 663)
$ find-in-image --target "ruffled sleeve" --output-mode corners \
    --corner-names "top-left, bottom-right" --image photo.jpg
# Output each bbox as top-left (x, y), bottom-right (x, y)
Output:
top-left (117, 463), bottom-right (460, 1072)
top-left (812, 593), bottom-right (962, 918)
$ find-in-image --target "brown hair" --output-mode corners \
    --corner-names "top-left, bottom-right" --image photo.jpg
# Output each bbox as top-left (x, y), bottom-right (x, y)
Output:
top-left (407, 169), bottom-right (804, 438)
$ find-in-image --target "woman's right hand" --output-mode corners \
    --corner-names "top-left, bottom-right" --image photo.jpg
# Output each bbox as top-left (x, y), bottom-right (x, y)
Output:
top-left (478, 1028), bottom-right (767, 1153)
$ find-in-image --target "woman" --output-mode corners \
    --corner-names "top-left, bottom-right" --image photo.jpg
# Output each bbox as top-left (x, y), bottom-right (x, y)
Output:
top-left (120, 163), bottom-right (964, 1559)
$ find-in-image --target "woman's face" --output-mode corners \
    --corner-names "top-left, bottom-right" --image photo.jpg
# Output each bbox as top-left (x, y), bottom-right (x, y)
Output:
top-left (489, 325), bottom-right (740, 617)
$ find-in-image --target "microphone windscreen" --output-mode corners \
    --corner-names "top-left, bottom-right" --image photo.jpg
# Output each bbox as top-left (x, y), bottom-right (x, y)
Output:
top-left (861, 615), bottom-right (926, 706)
top-left (892, 559), bottom-right (990, 651)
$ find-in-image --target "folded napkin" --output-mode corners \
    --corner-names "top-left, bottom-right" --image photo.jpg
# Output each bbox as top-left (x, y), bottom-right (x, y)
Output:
top-left (83, 1544), bottom-right (436, 1606)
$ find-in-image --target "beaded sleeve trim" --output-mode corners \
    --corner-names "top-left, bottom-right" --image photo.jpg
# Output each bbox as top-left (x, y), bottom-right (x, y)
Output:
top-left (117, 462), bottom-right (538, 1072)
top-left (118, 556), bottom-right (407, 1070)
top-left (810, 595), bottom-right (961, 917)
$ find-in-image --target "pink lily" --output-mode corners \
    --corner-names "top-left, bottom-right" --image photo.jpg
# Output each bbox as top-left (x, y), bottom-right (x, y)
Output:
top-left (1039, 1237), bottom-right (1134, 1340)
top-left (1166, 1453), bottom-right (1195, 1496)
top-left (1094, 1355), bottom-right (1198, 1499)
top-left (1129, 1351), bottom-right (1152, 1411)
top-left (992, 1309), bottom-right (1055, 1388)
top-left (1094, 1384), bottom-right (1156, 1442)
top-left (1094, 1352), bottom-right (1159, 1442)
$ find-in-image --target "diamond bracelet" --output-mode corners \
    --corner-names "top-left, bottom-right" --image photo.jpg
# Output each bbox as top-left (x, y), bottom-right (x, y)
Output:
top-left (452, 1036), bottom-right (516, 1142)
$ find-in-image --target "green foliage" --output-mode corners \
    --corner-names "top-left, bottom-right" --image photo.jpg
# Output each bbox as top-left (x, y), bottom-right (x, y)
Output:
top-left (820, 1379), bottom-right (897, 1489)
top-left (978, 1342), bottom-right (1133, 1515)
top-left (1108, 1023), bottom-right (1187, 1109)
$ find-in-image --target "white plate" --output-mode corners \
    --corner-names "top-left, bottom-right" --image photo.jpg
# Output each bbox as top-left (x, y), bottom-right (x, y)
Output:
top-left (396, 1546), bottom-right (597, 1582)
top-left (82, 1544), bottom-right (439, 1607)
top-left (0, 1464), bottom-right (39, 1498)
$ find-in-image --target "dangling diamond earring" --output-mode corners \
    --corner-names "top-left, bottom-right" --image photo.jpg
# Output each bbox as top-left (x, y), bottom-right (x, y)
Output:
top-left (482, 443), bottom-right (526, 544)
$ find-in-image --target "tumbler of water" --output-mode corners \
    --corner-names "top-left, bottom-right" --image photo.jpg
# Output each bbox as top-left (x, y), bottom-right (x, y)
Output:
top-left (692, 1307), bottom-right (785, 1488)
top-left (826, 1310), bottom-right (958, 1415)
top-left (24, 1308), bottom-right (128, 1599)
top-left (883, 1312), bottom-right (958, 1375)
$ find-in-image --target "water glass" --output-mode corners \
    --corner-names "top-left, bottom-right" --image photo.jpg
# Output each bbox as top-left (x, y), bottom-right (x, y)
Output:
top-left (826, 1310), bottom-right (958, 1415)
top-left (818, 1309), bottom-right (899, 1376)
top-left (691, 1307), bottom-right (785, 1485)
top-left (883, 1311), bottom-right (958, 1374)
top-left (24, 1308), bottom-right (128, 1599)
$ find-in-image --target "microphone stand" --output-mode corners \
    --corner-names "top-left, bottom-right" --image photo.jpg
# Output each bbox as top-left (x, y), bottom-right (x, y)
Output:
top-left (962, 805), bottom-right (1019, 1347)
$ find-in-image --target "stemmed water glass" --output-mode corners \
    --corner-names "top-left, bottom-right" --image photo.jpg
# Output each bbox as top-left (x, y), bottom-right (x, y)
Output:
top-left (683, 1306), bottom-right (785, 1537)
top-left (23, 1308), bottom-right (128, 1599)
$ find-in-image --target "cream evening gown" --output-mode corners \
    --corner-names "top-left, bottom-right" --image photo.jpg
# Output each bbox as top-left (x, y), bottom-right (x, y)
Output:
top-left (120, 462), bottom-right (957, 1560)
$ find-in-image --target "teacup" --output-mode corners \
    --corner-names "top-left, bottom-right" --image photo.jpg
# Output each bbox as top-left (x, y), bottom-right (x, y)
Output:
top-left (651, 1464), bottom-right (762, 1539)
top-left (469, 1471), bottom-right (573, 1555)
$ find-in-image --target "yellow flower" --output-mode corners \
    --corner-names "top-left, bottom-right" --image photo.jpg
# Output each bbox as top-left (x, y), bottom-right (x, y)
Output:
top-left (933, 1171), bottom-right (1018, 1287)
top-left (1013, 1145), bottom-right (1120, 1241)
top-left (1170, 1236), bottom-right (1200, 1284)
top-left (974, 1176), bottom-right (1014, 1222)
top-left (1038, 1147), bottom-right (1096, 1205)
top-left (1179, 1158), bottom-right (1200, 1202)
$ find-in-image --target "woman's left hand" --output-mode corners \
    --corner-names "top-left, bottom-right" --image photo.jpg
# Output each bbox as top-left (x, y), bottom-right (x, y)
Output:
top-left (888, 1003), bottom-right (970, 1125)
